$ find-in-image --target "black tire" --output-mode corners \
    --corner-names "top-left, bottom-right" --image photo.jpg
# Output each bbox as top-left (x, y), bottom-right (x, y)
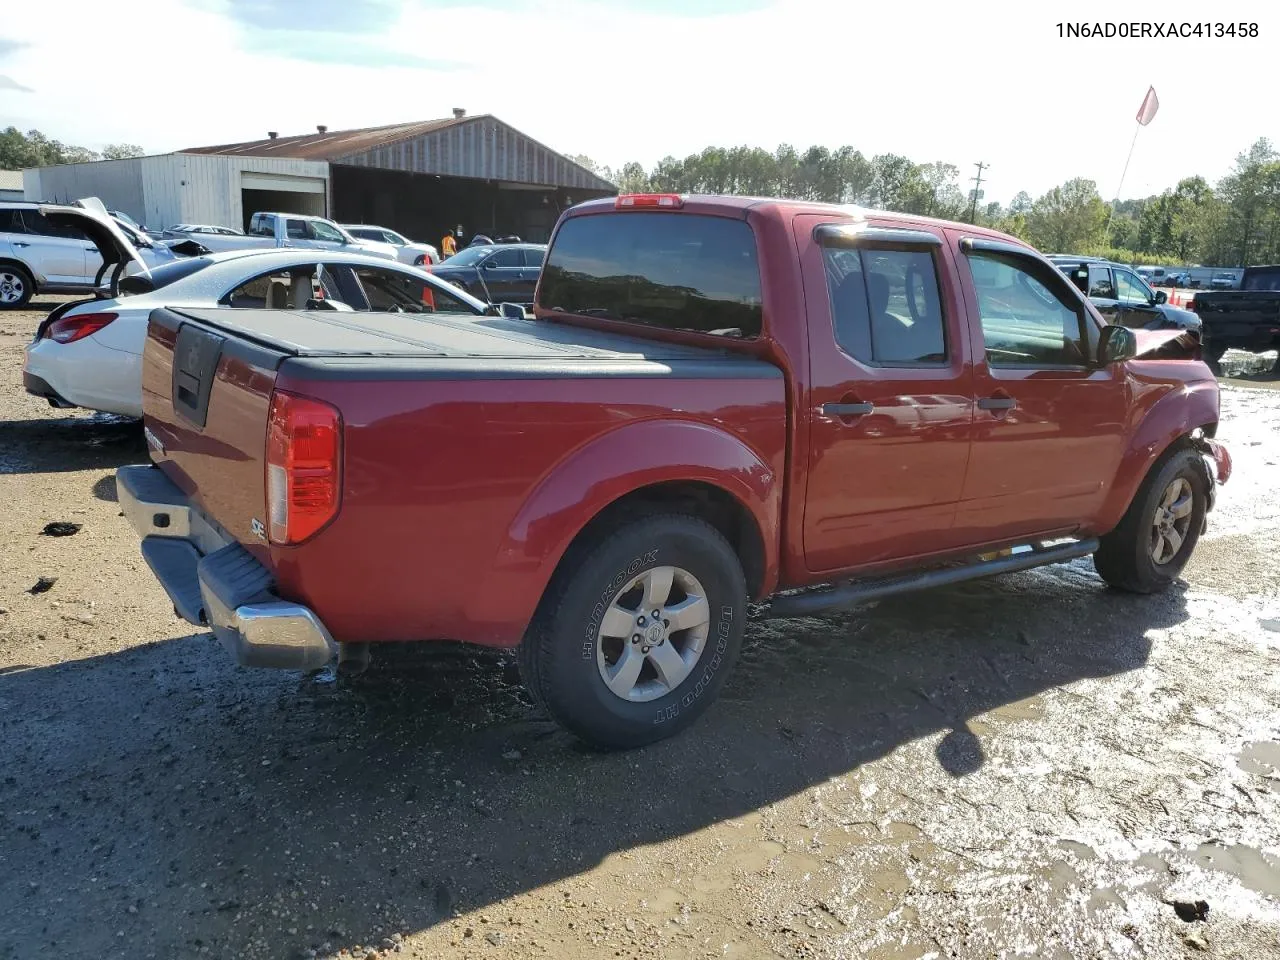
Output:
top-left (1093, 447), bottom-right (1209, 593)
top-left (519, 513), bottom-right (747, 749)
top-left (0, 263), bottom-right (34, 310)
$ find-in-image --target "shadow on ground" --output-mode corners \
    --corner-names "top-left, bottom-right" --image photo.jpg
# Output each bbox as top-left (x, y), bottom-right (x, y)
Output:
top-left (0, 559), bottom-right (1188, 959)
top-left (0, 415), bottom-right (144, 475)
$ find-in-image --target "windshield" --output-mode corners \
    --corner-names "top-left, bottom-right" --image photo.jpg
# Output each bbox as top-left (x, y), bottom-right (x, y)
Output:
top-left (441, 245), bottom-right (492, 266)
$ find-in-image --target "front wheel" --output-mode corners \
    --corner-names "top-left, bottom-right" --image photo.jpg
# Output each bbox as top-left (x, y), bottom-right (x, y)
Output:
top-left (1093, 447), bottom-right (1208, 593)
top-left (519, 514), bottom-right (747, 749)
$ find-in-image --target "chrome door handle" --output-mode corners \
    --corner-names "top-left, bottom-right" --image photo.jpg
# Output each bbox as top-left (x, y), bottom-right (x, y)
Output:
top-left (822, 402), bottom-right (874, 417)
top-left (13, 241), bottom-right (29, 248)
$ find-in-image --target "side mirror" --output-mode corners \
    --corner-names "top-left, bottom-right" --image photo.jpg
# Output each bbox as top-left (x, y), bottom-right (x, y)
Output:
top-left (1098, 324), bottom-right (1138, 365)
top-left (1154, 290), bottom-right (1167, 304)
top-left (498, 302), bottom-right (529, 320)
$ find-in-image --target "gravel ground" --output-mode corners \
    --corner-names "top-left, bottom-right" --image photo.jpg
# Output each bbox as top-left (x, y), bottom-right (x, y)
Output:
top-left (2, 299), bottom-right (1279, 960)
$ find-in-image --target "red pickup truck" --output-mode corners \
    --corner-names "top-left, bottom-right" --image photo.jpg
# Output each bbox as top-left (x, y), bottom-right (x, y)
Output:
top-left (117, 194), bottom-right (1231, 748)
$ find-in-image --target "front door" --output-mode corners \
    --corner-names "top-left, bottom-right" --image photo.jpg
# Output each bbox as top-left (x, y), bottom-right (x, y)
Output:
top-left (478, 246), bottom-right (526, 301)
top-left (951, 235), bottom-right (1128, 542)
top-left (306, 219), bottom-right (348, 252)
top-left (799, 216), bottom-right (975, 573)
top-left (1113, 266), bottom-right (1166, 329)
top-left (1086, 263), bottom-right (1122, 323)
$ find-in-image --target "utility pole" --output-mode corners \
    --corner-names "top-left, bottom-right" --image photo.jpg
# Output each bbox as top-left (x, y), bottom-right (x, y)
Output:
top-left (968, 161), bottom-right (988, 223)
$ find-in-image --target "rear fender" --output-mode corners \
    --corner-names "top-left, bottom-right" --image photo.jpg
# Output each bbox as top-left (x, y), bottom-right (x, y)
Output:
top-left (1096, 377), bottom-right (1219, 533)
top-left (468, 419), bottom-right (781, 645)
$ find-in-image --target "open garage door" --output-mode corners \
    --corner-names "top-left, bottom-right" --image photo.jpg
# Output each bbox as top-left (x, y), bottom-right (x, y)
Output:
top-left (240, 172), bottom-right (326, 230)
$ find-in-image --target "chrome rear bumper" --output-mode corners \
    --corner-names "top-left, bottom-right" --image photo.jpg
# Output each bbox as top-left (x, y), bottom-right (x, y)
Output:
top-left (116, 464), bottom-right (336, 671)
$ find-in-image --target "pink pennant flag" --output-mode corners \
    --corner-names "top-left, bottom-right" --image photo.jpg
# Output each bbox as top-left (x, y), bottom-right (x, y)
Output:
top-left (1136, 86), bottom-right (1159, 126)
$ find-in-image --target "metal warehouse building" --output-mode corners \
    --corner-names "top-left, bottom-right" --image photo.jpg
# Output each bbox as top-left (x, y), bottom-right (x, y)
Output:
top-left (24, 111), bottom-right (617, 243)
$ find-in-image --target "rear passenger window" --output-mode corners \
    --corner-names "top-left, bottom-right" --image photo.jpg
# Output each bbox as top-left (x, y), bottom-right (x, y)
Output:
top-left (822, 247), bottom-right (947, 365)
top-left (967, 252), bottom-right (1088, 367)
top-left (221, 265), bottom-right (337, 309)
top-left (539, 212), bottom-right (762, 338)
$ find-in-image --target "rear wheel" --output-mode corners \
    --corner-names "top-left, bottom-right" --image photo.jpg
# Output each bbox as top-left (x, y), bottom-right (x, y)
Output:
top-left (0, 265), bottom-right (34, 310)
top-left (519, 514), bottom-right (746, 749)
top-left (1093, 447), bottom-right (1208, 593)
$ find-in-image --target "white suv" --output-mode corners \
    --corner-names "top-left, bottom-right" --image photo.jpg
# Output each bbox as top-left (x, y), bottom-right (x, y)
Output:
top-left (1, 199), bottom-right (188, 309)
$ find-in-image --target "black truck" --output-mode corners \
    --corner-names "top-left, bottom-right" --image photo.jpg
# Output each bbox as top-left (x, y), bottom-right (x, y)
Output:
top-left (1189, 264), bottom-right (1280, 372)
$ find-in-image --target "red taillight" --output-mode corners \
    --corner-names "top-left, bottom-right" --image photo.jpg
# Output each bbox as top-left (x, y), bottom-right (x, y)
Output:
top-left (615, 194), bottom-right (684, 210)
top-left (46, 312), bottom-right (117, 343)
top-left (266, 390), bottom-right (341, 545)
top-left (1186, 299), bottom-right (1196, 312)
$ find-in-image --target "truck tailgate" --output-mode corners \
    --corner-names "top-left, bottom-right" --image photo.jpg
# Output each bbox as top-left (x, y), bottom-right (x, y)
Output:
top-left (141, 307), bottom-right (285, 557)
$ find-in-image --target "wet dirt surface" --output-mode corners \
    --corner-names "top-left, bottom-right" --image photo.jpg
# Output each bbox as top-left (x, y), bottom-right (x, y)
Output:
top-left (2, 300), bottom-right (1279, 959)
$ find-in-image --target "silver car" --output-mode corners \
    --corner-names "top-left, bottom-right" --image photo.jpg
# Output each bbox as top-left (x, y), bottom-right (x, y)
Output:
top-left (1, 198), bottom-right (193, 308)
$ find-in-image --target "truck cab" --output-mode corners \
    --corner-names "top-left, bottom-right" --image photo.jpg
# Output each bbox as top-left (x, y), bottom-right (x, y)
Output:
top-left (117, 194), bottom-right (1231, 749)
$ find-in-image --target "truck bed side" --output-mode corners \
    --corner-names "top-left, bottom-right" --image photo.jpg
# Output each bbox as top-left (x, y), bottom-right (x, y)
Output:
top-left (140, 307), bottom-right (787, 647)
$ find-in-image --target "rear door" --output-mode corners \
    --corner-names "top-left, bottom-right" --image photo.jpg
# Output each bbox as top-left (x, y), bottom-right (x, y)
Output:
top-left (20, 210), bottom-right (89, 283)
top-left (799, 216), bottom-right (975, 572)
top-left (951, 234), bottom-right (1126, 541)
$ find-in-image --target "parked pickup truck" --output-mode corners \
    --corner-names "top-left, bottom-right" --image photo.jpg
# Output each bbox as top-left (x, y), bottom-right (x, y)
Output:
top-left (1188, 264), bottom-right (1280, 372)
top-left (177, 212), bottom-right (398, 261)
top-left (117, 194), bottom-right (1231, 749)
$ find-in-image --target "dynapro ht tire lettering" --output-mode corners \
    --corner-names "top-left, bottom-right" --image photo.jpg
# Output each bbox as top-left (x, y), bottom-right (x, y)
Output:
top-left (519, 513), bottom-right (746, 749)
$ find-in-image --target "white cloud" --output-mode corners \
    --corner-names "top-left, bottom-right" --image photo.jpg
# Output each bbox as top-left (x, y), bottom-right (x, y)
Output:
top-left (2, 0), bottom-right (1275, 205)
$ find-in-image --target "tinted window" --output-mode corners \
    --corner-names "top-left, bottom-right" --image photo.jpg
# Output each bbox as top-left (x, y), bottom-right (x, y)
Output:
top-left (0, 209), bottom-right (28, 234)
top-left (823, 246), bottom-right (946, 364)
top-left (285, 219), bottom-right (308, 240)
top-left (1243, 269), bottom-right (1280, 292)
top-left (1114, 269), bottom-right (1152, 304)
top-left (22, 211), bottom-right (88, 240)
top-left (250, 216), bottom-right (274, 237)
top-left (485, 247), bottom-right (523, 268)
top-left (1087, 264), bottom-right (1115, 298)
top-left (539, 213), bottom-right (762, 338)
top-left (968, 251), bottom-right (1088, 367)
top-left (353, 267), bottom-right (479, 314)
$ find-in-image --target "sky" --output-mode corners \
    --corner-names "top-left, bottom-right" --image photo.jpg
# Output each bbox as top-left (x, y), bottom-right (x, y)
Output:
top-left (1, 0), bottom-right (1275, 206)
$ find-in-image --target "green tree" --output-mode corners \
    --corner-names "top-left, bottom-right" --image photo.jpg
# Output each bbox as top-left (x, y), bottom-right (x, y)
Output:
top-left (1025, 178), bottom-right (1107, 253)
top-left (102, 143), bottom-right (145, 160)
top-left (0, 126), bottom-right (99, 167)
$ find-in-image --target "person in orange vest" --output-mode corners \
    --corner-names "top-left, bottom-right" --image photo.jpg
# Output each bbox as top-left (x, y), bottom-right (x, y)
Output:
top-left (440, 231), bottom-right (457, 259)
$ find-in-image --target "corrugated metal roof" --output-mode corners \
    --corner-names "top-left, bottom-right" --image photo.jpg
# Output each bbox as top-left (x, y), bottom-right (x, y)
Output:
top-left (184, 117), bottom-right (468, 161)
top-left (0, 170), bottom-right (24, 191)
top-left (181, 115), bottom-right (616, 193)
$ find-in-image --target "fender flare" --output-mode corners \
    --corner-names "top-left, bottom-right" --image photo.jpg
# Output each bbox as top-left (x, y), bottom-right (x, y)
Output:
top-left (1096, 378), bottom-right (1219, 533)
top-left (467, 419), bottom-right (782, 643)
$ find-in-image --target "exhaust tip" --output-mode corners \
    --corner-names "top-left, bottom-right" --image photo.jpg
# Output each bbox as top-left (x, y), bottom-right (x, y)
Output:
top-left (336, 642), bottom-right (370, 676)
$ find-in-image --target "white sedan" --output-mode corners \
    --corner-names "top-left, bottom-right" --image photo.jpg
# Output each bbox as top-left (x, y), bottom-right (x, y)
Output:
top-left (342, 224), bottom-right (439, 266)
top-left (23, 247), bottom-right (489, 418)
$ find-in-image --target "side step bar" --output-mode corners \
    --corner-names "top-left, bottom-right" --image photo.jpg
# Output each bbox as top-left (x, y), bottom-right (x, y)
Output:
top-left (763, 538), bottom-right (1100, 619)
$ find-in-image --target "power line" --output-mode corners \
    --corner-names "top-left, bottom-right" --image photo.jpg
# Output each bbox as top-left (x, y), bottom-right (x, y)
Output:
top-left (968, 162), bottom-right (988, 223)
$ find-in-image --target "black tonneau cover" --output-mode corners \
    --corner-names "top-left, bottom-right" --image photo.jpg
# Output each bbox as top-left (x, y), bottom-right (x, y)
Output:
top-left (161, 308), bottom-right (782, 381)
